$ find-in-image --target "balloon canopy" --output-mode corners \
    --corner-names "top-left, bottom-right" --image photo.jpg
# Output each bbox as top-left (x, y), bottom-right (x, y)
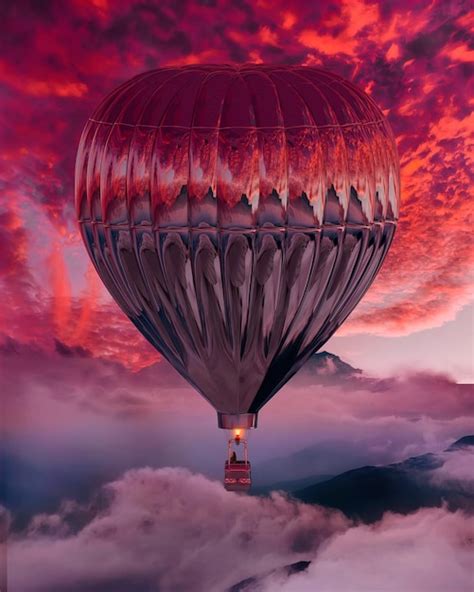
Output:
top-left (75, 64), bottom-right (400, 428)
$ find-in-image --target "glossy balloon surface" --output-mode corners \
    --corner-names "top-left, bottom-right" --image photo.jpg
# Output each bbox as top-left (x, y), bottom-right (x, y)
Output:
top-left (75, 65), bottom-right (400, 417)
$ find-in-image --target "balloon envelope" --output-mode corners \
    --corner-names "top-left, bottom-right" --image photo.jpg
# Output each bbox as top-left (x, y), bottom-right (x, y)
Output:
top-left (75, 65), bottom-right (400, 426)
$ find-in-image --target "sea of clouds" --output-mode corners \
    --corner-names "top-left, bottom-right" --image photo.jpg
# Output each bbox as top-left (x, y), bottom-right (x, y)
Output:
top-left (6, 451), bottom-right (474, 592)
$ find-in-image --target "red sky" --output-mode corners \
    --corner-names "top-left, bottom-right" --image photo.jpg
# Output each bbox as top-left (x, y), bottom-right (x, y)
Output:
top-left (0, 0), bottom-right (473, 372)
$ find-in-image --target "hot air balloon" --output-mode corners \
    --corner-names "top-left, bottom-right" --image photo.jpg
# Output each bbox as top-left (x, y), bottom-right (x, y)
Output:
top-left (75, 65), bottom-right (400, 492)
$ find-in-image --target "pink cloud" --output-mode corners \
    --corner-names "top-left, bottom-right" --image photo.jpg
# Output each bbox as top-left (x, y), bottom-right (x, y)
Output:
top-left (262, 508), bottom-right (474, 592)
top-left (430, 449), bottom-right (474, 493)
top-left (7, 467), bottom-right (474, 592)
top-left (8, 468), bottom-right (348, 592)
top-left (2, 341), bottom-right (472, 482)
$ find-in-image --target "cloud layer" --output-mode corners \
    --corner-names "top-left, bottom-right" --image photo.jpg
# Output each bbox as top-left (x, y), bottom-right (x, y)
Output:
top-left (3, 341), bottom-right (472, 495)
top-left (7, 466), bottom-right (474, 592)
top-left (260, 507), bottom-right (474, 592)
top-left (4, 342), bottom-right (472, 590)
top-left (8, 468), bottom-right (347, 592)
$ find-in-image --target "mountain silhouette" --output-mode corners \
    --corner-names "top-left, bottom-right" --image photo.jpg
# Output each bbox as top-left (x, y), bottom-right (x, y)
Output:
top-left (447, 435), bottom-right (474, 450)
top-left (229, 561), bottom-right (311, 592)
top-left (270, 436), bottom-right (474, 523)
top-left (301, 350), bottom-right (364, 384)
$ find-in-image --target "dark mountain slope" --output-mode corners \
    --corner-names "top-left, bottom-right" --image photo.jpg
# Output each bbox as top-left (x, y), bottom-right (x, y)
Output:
top-left (288, 437), bottom-right (474, 523)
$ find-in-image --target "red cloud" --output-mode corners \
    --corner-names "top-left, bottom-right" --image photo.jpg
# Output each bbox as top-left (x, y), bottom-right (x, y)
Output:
top-left (1, 0), bottom-right (472, 365)
top-left (0, 60), bottom-right (88, 97)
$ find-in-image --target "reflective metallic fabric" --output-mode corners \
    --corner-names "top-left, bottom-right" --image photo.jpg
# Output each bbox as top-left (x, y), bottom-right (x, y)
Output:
top-left (75, 65), bottom-right (400, 420)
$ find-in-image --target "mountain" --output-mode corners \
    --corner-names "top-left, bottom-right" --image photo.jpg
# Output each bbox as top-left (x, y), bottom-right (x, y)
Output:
top-left (263, 437), bottom-right (474, 524)
top-left (251, 474), bottom-right (333, 496)
top-left (1, 452), bottom-right (121, 530)
top-left (228, 561), bottom-right (311, 592)
top-left (447, 435), bottom-right (474, 450)
top-left (252, 437), bottom-right (390, 487)
top-left (300, 351), bottom-right (363, 385)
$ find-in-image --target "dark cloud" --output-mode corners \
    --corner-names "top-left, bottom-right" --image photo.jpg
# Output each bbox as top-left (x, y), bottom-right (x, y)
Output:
top-left (54, 339), bottom-right (90, 358)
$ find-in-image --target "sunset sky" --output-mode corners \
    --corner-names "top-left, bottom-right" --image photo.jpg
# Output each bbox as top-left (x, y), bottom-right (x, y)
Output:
top-left (1, 1), bottom-right (473, 590)
top-left (1, 0), bottom-right (473, 379)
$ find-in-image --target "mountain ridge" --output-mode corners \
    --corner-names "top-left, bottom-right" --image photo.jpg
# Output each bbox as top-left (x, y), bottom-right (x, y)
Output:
top-left (260, 436), bottom-right (474, 523)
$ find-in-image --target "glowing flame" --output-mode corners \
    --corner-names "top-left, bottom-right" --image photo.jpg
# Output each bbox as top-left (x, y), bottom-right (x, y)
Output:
top-left (232, 429), bottom-right (247, 440)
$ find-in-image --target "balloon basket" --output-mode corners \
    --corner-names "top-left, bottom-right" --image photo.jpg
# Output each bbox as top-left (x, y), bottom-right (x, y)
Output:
top-left (224, 434), bottom-right (252, 492)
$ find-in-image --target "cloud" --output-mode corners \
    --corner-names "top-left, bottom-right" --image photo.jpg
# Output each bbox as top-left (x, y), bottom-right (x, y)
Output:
top-left (7, 468), bottom-right (474, 592)
top-left (430, 449), bottom-right (474, 495)
top-left (3, 338), bottom-right (472, 429)
top-left (0, 336), bottom-right (185, 427)
top-left (2, 340), bottom-right (472, 492)
top-left (0, 0), bottom-right (473, 369)
top-left (260, 508), bottom-right (474, 592)
top-left (294, 353), bottom-right (474, 423)
top-left (254, 360), bottom-right (474, 482)
top-left (7, 468), bottom-right (348, 592)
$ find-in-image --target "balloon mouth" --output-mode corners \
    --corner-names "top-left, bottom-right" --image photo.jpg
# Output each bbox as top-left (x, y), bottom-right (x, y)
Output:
top-left (217, 413), bottom-right (258, 430)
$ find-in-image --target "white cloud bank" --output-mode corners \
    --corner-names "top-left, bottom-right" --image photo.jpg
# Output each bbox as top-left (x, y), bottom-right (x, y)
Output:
top-left (8, 468), bottom-right (346, 592)
top-left (261, 508), bottom-right (474, 592)
top-left (7, 467), bottom-right (474, 592)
